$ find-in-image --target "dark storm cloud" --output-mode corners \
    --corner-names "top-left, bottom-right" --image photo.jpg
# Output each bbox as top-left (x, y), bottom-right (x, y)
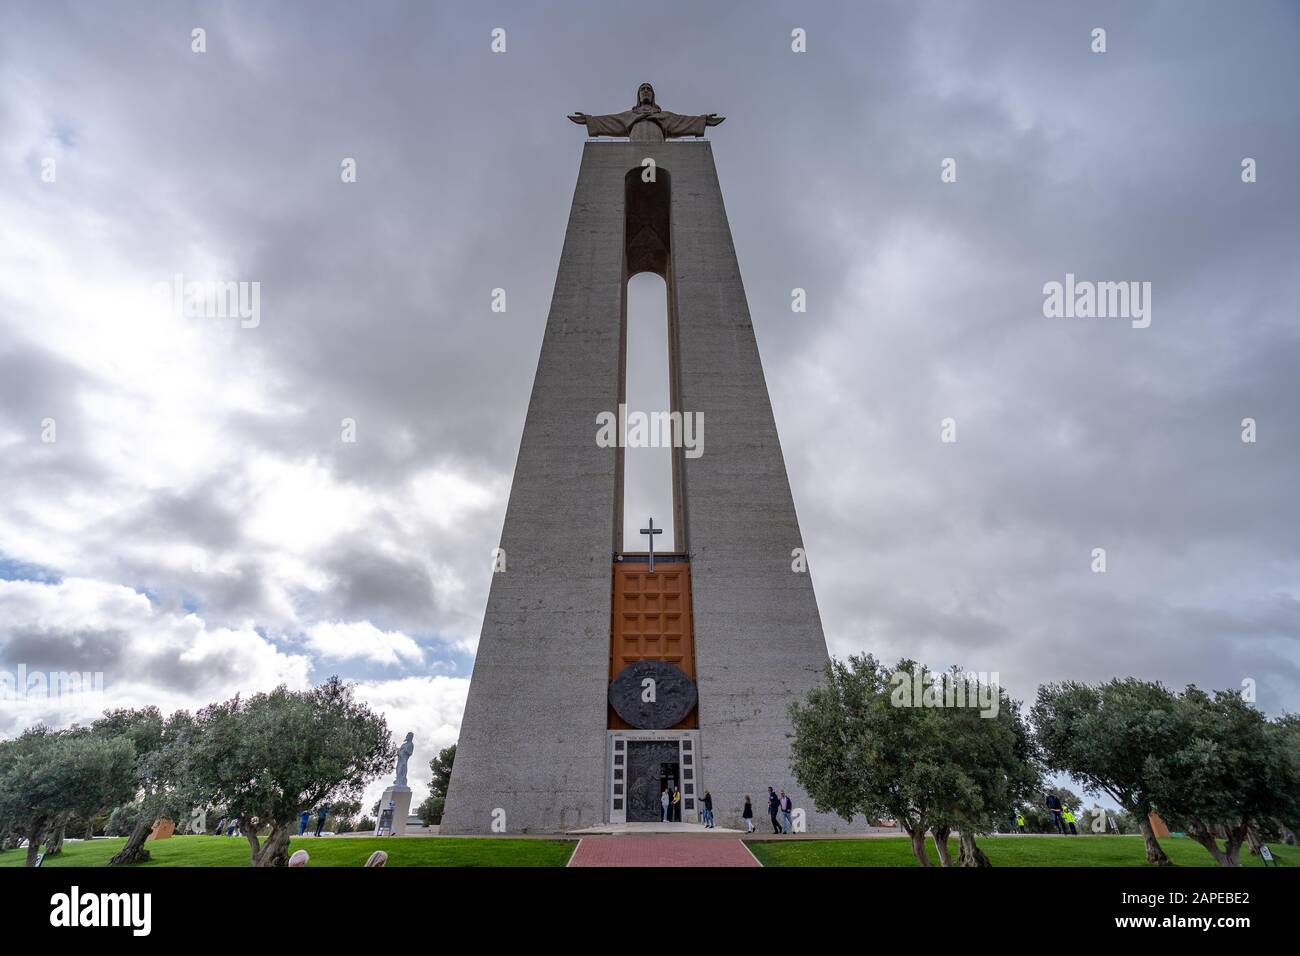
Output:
top-left (0, 627), bottom-right (127, 673)
top-left (115, 476), bottom-right (247, 552)
top-left (0, 0), bottom-right (1296, 736)
top-left (316, 535), bottom-right (438, 631)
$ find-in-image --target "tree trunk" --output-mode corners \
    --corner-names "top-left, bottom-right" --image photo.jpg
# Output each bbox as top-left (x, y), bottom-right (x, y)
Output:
top-left (1137, 815), bottom-right (1171, 866)
top-left (931, 826), bottom-right (953, 867)
top-left (250, 822), bottom-right (293, 867)
top-left (25, 823), bottom-right (44, 867)
top-left (44, 819), bottom-right (66, 856)
top-left (1186, 822), bottom-right (1236, 866)
top-left (109, 816), bottom-right (154, 866)
top-left (958, 831), bottom-right (992, 867)
top-left (1246, 827), bottom-right (1263, 856)
top-left (243, 819), bottom-right (262, 866)
top-left (1222, 824), bottom-right (1248, 867)
top-left (906, 826), bottom-right (932, 867)
top-left (1189, 830), bottom-right (1228, 865)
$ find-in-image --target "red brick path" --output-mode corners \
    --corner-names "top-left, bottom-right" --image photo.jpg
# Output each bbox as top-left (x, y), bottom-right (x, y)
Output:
top-left (568, 835), bottom-right (761, 867)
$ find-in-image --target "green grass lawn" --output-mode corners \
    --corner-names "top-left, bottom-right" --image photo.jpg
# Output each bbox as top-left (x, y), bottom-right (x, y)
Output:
top-left (9, 833), bottom-right (1291, 868)
top-left (0, 835), bottom-right (575, 868)
top-left (747, 834), bottom-right (1300, 867)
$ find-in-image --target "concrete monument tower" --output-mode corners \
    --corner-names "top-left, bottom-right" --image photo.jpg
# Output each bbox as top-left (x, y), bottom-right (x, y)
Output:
top-left (441, 84), bottom-right (853, 833)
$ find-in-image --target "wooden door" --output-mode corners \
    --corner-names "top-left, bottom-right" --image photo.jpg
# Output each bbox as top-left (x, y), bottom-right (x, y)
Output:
top-left (609, 560), bottom-right (697, 729)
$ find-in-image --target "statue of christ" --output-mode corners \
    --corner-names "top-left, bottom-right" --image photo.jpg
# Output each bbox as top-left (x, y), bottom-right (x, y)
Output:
top-left (568, 82), bottom-right (725, 143)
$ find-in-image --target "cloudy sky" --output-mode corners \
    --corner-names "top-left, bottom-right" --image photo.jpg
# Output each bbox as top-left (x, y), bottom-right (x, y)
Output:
top-left (2, 0), bottom-right (1297, 811)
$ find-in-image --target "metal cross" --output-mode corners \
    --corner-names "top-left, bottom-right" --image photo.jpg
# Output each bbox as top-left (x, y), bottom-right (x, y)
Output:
top-left (639, 517), bottom-right (663, 573)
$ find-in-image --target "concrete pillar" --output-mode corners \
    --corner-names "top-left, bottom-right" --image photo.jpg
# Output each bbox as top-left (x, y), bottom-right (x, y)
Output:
top-left (441, 141), bottom-right (857, 833)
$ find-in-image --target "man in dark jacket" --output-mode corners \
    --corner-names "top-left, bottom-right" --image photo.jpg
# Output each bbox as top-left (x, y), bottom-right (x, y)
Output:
top-left (1044, 791), bottom-right (1065, 834)
top-left (767, 787), bottom-right (781, 834)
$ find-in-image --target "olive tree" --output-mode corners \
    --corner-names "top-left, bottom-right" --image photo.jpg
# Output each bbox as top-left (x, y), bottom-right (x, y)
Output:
top-left (789, 655), bottom-right (1040, 867)
top-left (1032, 679), bottom-right (1183, 865)
top-left (91, 707), bottom-right (197, 866)
top-left (1148, 689), bottom-right (1300, 866)
top-left (181, 677), bottom-right (393, 866)
top-left (0, 726), bottom-right (135, 867)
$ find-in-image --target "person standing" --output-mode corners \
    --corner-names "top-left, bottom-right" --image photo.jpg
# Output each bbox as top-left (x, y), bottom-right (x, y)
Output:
top-left (671, 787), bottom-right (681, 822)
top-left (767, 787), bottom-right (781, 834)
top-left (779, 790), bottom-right (793, 834)
top-left (298, 809), bottom-right (311, 837)
top-left (1044, 791), bottom-right (1064, 834)
top-left (742, 795), bottom-right (755, 833)
top-left (1015, 811), bottom-right (1026, 834)
top-left (701, 790), bottom-right (714, 828)
top-left (314, 802), bottom-right (330, 838)
top-left (661, 788), bottom-right (670, 823)
top-left (1063, 805), bottom-right (1078, 835)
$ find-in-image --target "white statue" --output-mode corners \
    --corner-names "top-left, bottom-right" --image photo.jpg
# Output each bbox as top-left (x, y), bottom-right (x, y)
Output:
top-left (393, 732), bottom-right (414, 788)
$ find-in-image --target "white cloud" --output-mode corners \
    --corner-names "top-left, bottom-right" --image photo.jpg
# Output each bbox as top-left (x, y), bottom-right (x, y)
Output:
top-left (306, 620), bottom-right (424, 666)
top-left (0, 576), bottom-right (311, 736)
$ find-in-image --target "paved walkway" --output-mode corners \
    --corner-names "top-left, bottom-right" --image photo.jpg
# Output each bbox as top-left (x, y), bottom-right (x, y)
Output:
top-left (568, 835), bottom-right (761, 867)
top-left (569, 821), bottom-right (742, 835)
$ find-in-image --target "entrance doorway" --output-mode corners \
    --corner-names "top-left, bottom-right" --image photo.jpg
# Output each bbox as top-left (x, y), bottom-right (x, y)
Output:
top-left (625, 740), bottom-right (681, 822)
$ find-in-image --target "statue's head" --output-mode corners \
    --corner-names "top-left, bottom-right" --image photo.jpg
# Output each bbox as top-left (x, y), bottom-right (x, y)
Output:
top-left (405, 732), bottom-right (414, 742)
top-left (636, 83), bottom-right (656, 108)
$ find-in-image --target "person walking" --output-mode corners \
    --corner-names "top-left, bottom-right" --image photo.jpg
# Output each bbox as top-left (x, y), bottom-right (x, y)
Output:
top-left (779, 790), bottom-right (793, 834)
top-left (1063, 805), bottom-right (1078, 835)
top-left (701, 790), bottom-right (714, 828)
top-left (314, 802), bottom-right (330, 837)
top-left (767, 787), bottom-right (781, 834)
top-left (661, 788), bottom-right (670, 823)
top-left (742, 795), bottom-right (755, 833)
top-left (1015, 811), bottom-right (1026, 834)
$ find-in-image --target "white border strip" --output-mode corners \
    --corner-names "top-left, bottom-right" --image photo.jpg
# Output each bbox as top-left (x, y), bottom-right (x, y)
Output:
top-left (565, 837), bottom-right (583, 867)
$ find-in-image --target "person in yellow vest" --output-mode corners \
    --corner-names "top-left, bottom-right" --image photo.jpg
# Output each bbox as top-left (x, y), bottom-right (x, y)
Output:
top-left (1015, 812), bottom-right (1026, 834)
top-left (671, 787), bottom-right (681, 822)
top-left (1062, 805), bottom-right (1078, 835)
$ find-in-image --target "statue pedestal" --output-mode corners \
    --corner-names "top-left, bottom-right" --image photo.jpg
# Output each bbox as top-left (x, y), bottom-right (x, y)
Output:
top-left (374, 786), bottom-right (413, 837)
